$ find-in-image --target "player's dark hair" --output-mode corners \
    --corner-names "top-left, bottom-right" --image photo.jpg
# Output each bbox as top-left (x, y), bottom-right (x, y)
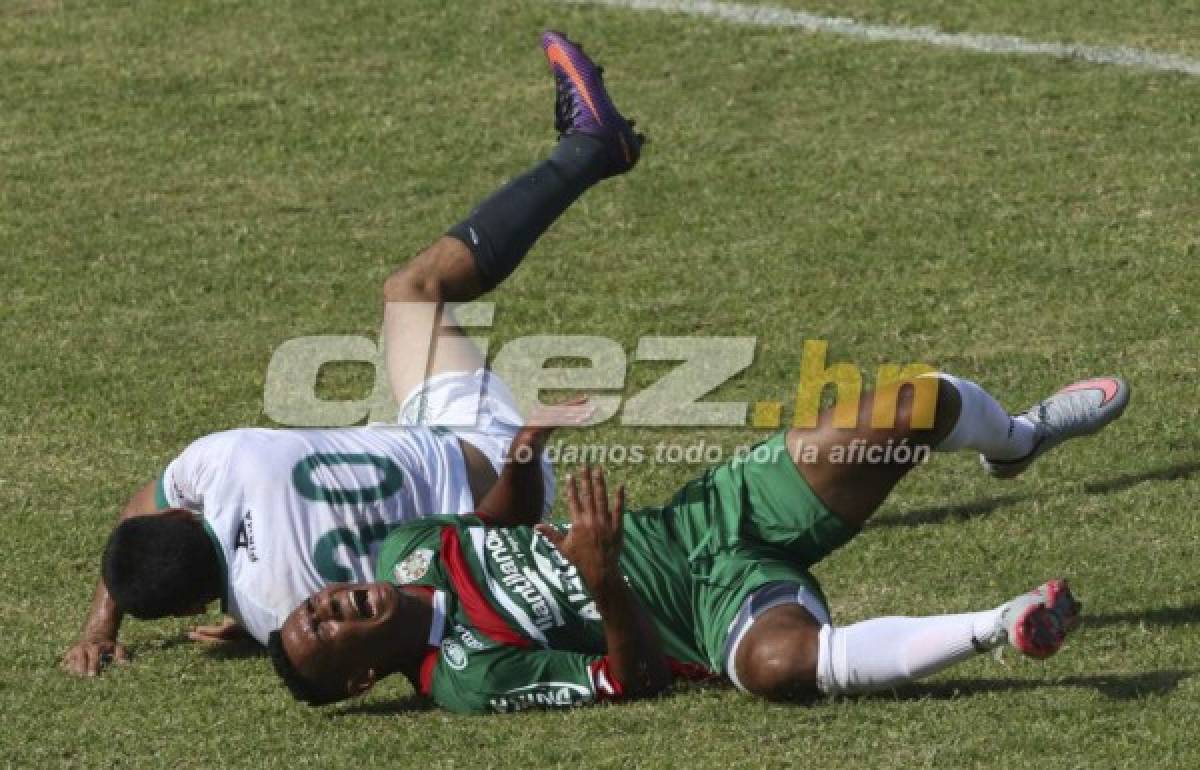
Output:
top-left (267, 631), bottom-right (342, 707)
top-left (101, 513), bottom-right (221, 619)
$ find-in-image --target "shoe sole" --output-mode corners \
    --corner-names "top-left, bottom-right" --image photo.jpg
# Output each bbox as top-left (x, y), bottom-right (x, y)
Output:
top-left (1011, 579), bottom-right (1081, 659)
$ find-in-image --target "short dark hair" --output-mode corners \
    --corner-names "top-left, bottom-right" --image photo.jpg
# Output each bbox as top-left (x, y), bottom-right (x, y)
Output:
top-left (267, 631), bottom-right (342, 706)
top-left (101, 514), bottom-right (221, 619)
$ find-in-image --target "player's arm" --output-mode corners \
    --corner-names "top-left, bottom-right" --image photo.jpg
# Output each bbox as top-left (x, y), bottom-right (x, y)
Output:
top-left (476, 398), bottom-right (594, 528)
top-left (61, 480), bottom-right (158, 676)
top-left (536, 466), bottom-right (671, 700)
top-left (437, 646), bottom-right (623, 714)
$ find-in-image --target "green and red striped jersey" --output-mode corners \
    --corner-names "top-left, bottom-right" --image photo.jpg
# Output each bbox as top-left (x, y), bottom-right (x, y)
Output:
top-left (375, 513), bottom-right (715, 714)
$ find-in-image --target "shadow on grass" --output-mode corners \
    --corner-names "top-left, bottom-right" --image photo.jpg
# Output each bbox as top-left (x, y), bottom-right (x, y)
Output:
top-left (1081, 460), bottom-right (1200, 495)
top-left (333, 672), bottom-right (1190, 716)
top-left (888, 669), bottom-right (1191, 701)
top-left (868, 491), bottom-right (1031, 528)
top-left (331, 694), bottom-right (436, 717)
top-left (1087, 602), bottom-right (1200, 629)
top-left (871, 458), bottom-right (1200, 529)
top-left (197, 639), bottom-right (266, 661)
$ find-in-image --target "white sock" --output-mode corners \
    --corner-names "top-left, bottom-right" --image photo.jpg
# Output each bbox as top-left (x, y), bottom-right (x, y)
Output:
top-left (924, 373), bottom-right (1036, 459)
top-left (815, 608), bottom-right (1005, 695)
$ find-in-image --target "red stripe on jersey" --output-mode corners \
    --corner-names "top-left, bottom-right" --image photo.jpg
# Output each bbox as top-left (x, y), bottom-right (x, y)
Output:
top-left (438, 526), bottom-right (531, 648)
top-left (418, 647), bottom-right (439, 696)
top-left (667, 657), bottom-right (718, 682)
top-left (588, 657), bottom-right (626, 701)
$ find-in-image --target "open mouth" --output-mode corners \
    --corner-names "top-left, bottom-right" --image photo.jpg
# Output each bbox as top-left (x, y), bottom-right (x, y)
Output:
top-left (350, 588), bottom-right (373, 619)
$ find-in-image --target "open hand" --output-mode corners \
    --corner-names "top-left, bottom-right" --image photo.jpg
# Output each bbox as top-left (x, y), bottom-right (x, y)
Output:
top-left (535, 465), bottom-right (625, 590)
top-left (506, 395), bottom-right (595, 466)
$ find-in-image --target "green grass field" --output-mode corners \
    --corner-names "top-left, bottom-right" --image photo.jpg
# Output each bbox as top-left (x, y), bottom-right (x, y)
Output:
top-left (3, 0), bottom-right (1199, 766)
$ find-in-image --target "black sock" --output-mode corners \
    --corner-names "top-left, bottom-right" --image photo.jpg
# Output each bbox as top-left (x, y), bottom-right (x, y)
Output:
top-left (447, 134), bottom-right (610, 290)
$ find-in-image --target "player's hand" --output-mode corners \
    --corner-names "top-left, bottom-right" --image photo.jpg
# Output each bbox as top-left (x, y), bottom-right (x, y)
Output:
top-left (187, 616), bottom-right (251, 644)
top-left (535, 465), bottom-right (625, 590)
top-left (509, 395), bottom-right (596, 459)
top-left (61, 637), bottom-right (129, 677)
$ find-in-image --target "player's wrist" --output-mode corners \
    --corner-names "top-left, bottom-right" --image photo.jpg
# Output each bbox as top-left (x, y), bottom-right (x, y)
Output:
top-left (587, 567), bottom-right (628, 605)
top-left (80, 619), bottom-right (119, 642)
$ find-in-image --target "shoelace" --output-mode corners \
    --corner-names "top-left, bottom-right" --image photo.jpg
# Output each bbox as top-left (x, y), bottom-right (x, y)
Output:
top-left (553, 72), bottom-right (578, 138)
top-left (1032, 390), bottom-right (1094, 434)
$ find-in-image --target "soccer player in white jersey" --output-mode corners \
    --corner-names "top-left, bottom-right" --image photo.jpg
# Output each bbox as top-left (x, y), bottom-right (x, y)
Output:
top-left (59, 29), bottom-right (644, 675)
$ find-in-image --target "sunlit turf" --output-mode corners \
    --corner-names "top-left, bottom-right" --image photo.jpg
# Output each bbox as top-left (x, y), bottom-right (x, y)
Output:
top-left (2, 0), bottom-right (1198, 766)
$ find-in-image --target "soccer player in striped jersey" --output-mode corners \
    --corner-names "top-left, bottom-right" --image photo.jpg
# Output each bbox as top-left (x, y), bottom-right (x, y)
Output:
top-left (269, 372), bottom-right (1126, 713)
top-left (60, 29), bottom-right (644, 675)
top-left (267, 33), bottom-right (1130, 713)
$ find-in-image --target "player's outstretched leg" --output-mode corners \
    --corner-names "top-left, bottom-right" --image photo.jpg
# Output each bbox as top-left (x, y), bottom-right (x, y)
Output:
top-left (383, 32), bottom-right (642, 403)
top-left (444, 30), bottom-right (643, 294)
top-left (731, 579), bottom-right (1081, 701)
top-left (786, 372), bottom-right (1130, 529)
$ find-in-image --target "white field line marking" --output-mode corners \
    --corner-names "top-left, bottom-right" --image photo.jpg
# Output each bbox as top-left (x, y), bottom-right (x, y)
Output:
top-left (567, 0), bottom-right (1200, 77)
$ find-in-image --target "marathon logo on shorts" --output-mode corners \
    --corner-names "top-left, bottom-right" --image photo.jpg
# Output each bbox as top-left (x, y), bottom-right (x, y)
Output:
top-left (488, 682), bottom-right (592, 713)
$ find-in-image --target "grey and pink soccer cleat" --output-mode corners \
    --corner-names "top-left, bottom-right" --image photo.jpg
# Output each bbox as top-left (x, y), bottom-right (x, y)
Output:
top-left (982, 376), bottom-right (1131, 479)
top-left (999, 579), bottom-right (1082, 659)
top-left (541, 30), bottom-right (643, 177)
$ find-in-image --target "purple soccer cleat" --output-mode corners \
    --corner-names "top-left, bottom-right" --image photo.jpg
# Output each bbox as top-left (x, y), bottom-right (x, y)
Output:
top-left (541, 30), bottom-right (643, 177)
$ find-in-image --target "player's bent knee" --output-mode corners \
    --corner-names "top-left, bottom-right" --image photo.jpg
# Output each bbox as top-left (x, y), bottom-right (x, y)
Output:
top-left (383, 255), bottom-right (441, 303)
top-left (736, 626), bottom-right (821, 701)
top-left (383, 237), bottom-right (479, 303)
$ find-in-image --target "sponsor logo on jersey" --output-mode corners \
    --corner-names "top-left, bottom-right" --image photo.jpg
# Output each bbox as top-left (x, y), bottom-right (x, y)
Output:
top-left (441, 638), bottom-right (468, 671)
top-left (488, 682), bottom-right (592, 713)
top-left (531, 532), bottom-right (600, 621)
top-left (453, 623), bottom-right (487, 651)
top-left (234, 511), bottom-right (259, 562)
top-left (393, 548), bottom-right (434, 584)
top-left (484, 530), bottom-right (564, 632)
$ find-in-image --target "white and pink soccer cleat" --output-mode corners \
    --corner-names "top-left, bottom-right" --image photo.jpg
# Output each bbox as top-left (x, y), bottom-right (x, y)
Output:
top-left (998, 579), bottom-right (1082, 659)
top-left (982, 377), bottom-right (1131, 479)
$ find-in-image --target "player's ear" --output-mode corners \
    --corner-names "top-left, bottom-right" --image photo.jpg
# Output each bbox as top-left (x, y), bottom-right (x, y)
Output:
top-left (347, 668), bottom-right (377, 697)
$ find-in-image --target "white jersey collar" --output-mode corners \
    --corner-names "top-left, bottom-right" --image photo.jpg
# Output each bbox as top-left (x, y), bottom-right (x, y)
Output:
top-left (426, 590), bottom-right (447, 647)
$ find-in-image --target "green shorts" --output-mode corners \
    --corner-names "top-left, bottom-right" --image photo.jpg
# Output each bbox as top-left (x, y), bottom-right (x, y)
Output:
top-left (623, 432), bottom-right (859, 673)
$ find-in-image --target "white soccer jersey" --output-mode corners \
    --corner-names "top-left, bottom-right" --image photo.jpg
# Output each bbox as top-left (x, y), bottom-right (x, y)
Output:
top-left (155, 425), bottom-right (476, 644)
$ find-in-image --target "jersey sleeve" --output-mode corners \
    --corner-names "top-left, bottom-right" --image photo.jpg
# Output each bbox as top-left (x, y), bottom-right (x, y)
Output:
top-left (155, 431), bottom-right (241, 511)
top-left (375, 513), bottom-right (488, 580)
top-left (430, 644), bottom-right (622, 715)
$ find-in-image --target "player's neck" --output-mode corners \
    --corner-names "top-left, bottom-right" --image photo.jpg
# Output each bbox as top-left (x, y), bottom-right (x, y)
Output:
top-left (386, 586), bottom-right (435, 684)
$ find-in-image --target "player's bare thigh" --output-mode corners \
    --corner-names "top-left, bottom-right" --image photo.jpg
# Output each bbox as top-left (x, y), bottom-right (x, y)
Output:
top-left (784, 378), bottom-right (962, 528)
top-left (381, 237), bottom-right (487, 408)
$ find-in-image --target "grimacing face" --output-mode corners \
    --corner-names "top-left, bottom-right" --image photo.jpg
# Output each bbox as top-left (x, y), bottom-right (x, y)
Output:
top-left (279, 582), bottom-right (410, 700)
